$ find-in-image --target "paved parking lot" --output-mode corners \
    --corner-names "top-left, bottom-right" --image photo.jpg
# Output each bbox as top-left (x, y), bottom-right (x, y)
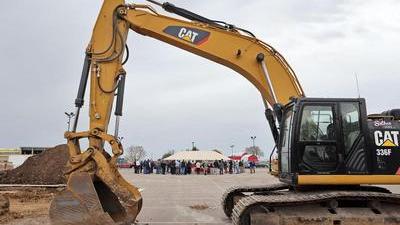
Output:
top-left (120, 169), bottom-right (400, 225)
top-left (120, 168), bottom-right (277, 225)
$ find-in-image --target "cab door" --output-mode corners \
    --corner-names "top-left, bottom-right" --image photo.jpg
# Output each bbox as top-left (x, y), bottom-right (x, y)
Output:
top-left (296, 103), bottom-right (340, 174)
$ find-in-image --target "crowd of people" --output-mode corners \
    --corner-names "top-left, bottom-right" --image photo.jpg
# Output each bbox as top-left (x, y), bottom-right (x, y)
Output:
top-left (131, 159), bottom-right (256, 175)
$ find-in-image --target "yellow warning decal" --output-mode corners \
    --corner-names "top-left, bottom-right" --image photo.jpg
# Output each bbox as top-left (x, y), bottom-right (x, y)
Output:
top-left (382, 139), bottom-right (396, 147)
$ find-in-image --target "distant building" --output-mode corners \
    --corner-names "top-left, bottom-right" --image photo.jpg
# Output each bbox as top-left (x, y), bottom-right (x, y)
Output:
top-left (20, 147), bottom-right (49, 155)
top-left (0, 146), bottom-right (50, 169)
top-left (0, 148), bottom-right (21, 163)
top-left (0, 148), bottom-right (21, 155)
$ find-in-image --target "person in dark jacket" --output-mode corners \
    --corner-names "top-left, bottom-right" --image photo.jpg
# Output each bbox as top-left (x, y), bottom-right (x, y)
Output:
top-left (224, 161), bottom-right (228, 174)
top-left (161, 160), bottom-right (166, 174)
top-left (180, 160), bottom-right (186, 175)
top-left (140, 161), bottom-right (144, 173)
top-left (186, 161), bottom-right (192, 175)
top-left (170, 160), bottom-right (176, 175)
top-left (213, 160), bottom-right (219, 175)
top-left (219, 160), bottom-right (224, 175)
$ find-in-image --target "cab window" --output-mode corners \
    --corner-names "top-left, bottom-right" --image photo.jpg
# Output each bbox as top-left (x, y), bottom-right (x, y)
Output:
top-left (340, 102), bottom-right (361, 154)
top-left (299, 105), bottom-right (337, 172)
top-left (300, 105), bottom-right (335, 141)
top-left (280, 107), bottom-right (293, 173)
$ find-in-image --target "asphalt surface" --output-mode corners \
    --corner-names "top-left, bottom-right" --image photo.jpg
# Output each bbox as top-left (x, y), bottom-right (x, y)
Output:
top-left (120, 168), bottom-right (277, 225)
top-left (120, 168), bottom-right (400, 225)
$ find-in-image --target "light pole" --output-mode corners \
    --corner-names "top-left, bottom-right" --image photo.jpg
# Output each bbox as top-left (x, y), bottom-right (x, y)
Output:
top-left (250, 136), bottom-right (256, 147)
top-left (230, 145), bottom-right (235, 157)
top-left (250, 136), bottom-right (257, 156)
top-left (65, 112), bottom-right (75, 132)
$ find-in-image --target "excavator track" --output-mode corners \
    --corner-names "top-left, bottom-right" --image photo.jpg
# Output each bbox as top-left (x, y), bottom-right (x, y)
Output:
top-left (231, 190), bottom-right (400, 225)
top-left (221, 183), bottom-right (289, 218)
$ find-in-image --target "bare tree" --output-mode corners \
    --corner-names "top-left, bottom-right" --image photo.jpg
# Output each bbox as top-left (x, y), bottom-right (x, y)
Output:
top-left (212, 149), bottom-right (223, 155)
top-left (162, 150), bottom-right (175, 159)
top-left (245, 146), bottom-right (264, 157)
top-left (125, 146), bottom-right (147, 163)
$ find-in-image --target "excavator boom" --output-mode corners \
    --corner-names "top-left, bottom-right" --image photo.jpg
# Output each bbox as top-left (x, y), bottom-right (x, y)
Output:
top-left (49, 1), bottom-right (304, 225)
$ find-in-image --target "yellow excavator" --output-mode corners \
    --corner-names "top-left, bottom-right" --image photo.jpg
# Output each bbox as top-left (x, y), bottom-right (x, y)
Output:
top-left (49, 1), bottom-right (400, 225)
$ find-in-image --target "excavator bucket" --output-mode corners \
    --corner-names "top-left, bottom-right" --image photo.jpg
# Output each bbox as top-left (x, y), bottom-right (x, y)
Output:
top-left (49, 172), bottom-right (142, 225)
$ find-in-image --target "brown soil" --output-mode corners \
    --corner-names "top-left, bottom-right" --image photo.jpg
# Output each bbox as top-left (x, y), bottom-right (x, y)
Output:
top-left (0, 145), bottom-right (69, 185)
top-left (0, 188), bottom-right (55, 224)
top-left (0, 195), bottom-right (9, 216)
top-left (189, 204), bottom-right (209, 210)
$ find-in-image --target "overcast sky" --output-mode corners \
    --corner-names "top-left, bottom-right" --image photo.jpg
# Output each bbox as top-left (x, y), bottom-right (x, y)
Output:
top-left (0, 0), bottom-right (399, 159)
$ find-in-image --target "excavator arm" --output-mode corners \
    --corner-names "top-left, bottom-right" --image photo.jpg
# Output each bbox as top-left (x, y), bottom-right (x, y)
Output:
top-left (49, 1), bottom-right (304, 225)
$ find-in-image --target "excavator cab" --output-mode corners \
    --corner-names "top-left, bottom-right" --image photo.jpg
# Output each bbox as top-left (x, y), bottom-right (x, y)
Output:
top-left (278, 97), bottom-right (400, 186)
top-left (224, 98), bottom-right (400, 225)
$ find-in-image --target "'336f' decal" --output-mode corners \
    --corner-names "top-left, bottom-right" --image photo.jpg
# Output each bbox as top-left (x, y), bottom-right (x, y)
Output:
top-left (163, 26), bottom-right (210, 45)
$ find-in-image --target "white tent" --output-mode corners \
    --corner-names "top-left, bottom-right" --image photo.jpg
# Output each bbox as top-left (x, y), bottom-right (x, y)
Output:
top-left (164, 150), bottom-right (229, 161)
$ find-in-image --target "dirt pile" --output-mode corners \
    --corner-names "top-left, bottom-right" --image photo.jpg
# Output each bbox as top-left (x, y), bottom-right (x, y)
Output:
top-left (0, 145), bottom-right (69, 185)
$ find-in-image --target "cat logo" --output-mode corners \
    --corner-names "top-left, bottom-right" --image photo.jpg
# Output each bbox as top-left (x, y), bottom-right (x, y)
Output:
top-left (374, 130), bottom-right (399, 147)
top-left (163, 26), bottom-right (210, 45)
top-left (178, 28), bottom-right (199, 42)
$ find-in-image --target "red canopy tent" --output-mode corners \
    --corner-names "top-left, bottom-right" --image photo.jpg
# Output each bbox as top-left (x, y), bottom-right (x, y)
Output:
top-left (228, 155), bottom-right (242, 160)
top-left (228, 152), bottom-right (247, 161)
top-left (228, 153), bottom-right (259, 163)
top-left (247, 155), bottom-right (259, 163)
